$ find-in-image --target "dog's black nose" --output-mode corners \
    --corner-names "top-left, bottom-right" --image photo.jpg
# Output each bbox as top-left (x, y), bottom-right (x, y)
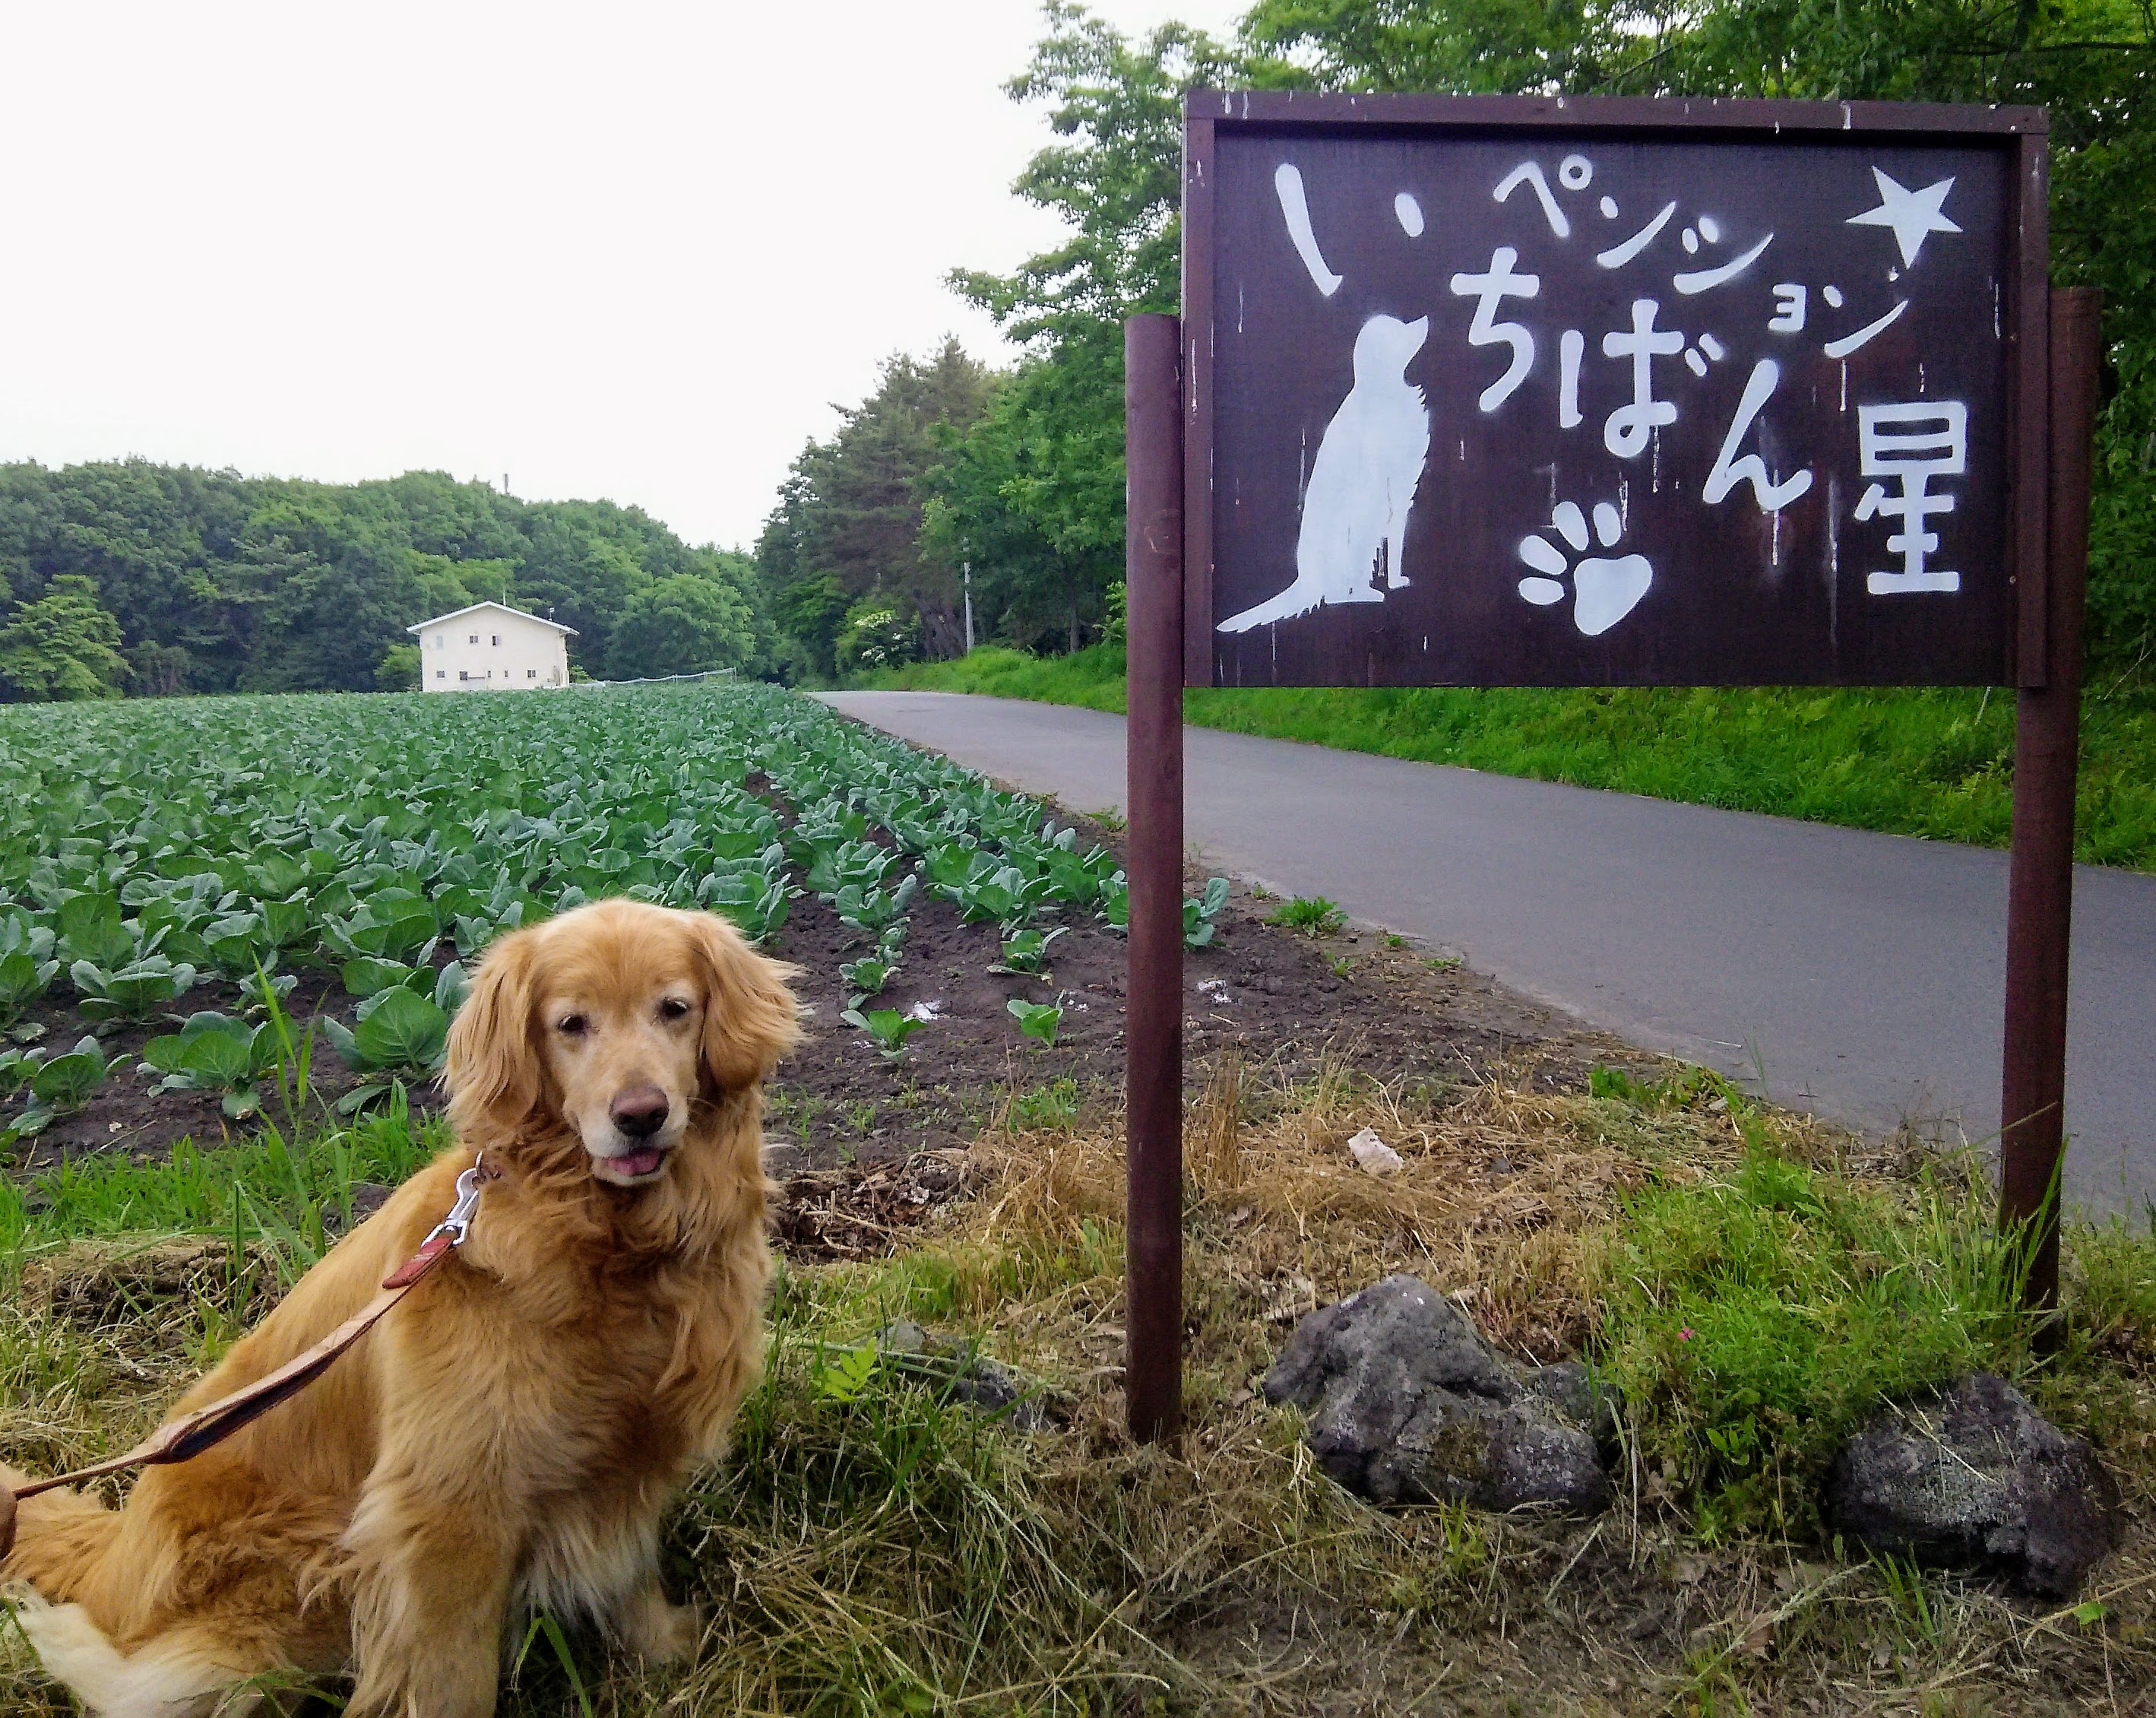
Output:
top-left (611, 1087), bottom-right (670, 1139)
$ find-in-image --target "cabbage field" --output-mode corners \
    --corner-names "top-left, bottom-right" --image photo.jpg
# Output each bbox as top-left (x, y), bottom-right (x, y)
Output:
top-left (0, 682), bottom-right (1131, 1145)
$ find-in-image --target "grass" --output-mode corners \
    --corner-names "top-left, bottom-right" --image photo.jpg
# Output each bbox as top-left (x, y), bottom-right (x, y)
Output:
top-left (1263, 895), bottom-right (1346, 937)
top-left (867, 645), bottom-right (2156, 873)
top-left (1586, 1070), bottom-right (2042, 1542)
top-left (1, 1093), bottom-right (438, 1260)
top-left (4, 1055), bottom-right (2154, 1713)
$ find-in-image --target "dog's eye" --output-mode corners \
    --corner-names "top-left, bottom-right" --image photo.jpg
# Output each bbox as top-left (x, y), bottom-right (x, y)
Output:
top-left (659, 997), bottom-right (692, 1022)
top-left (557, 1013), bottom-right (588, 1036)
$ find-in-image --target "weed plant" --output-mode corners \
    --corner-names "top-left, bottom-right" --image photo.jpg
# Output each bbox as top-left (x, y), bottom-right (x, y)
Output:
top-left (1263, 895), bottom-right (1345, 936)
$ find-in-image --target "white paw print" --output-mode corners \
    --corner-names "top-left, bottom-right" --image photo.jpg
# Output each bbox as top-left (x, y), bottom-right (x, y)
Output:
top-left (1517, 499), bottom-right (1654, 637)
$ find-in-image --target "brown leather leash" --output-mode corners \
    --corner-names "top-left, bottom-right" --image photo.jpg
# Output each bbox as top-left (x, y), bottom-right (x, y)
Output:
top-left (0, 1156), bottom-right (495, 1561)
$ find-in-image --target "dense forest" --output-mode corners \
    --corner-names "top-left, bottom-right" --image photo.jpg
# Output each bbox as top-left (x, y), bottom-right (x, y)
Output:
top-left (0, 462), bottom-right (765, 699)
top-left (754, 0), bottom-right (2155, 684)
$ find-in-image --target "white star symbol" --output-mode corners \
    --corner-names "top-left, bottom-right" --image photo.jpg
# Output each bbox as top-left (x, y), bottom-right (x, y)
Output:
top-left (1847, 168), bottom-right (1961, 268)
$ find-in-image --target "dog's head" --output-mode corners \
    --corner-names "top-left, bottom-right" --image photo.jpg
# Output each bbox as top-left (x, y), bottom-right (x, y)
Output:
top-left (445, 898), bottom-right (799, 1188)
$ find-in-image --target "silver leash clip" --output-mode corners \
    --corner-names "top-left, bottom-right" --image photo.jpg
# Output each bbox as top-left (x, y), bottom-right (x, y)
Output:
top-left (421, 1159), bottom-right (487, 1250)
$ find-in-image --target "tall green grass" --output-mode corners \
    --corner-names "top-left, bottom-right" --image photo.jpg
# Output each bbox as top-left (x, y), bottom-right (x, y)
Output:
top-left (869, 645), bottom-right (2156, 870)
top-left (0, 1090), bottom-right (442, 1263)
top-left (1581, 1065), bottom-right (2156, 1545)
top-left (1593, 1140), bottom-right (2037, 1539)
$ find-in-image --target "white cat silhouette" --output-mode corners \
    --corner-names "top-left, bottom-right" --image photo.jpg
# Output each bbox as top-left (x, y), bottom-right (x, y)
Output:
top-left (1219, 312), bottom-right (1432, 634)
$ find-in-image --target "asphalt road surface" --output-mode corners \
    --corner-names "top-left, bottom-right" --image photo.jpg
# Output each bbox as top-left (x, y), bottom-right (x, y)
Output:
top-left (822, 689), bottom-right (2156, 1217)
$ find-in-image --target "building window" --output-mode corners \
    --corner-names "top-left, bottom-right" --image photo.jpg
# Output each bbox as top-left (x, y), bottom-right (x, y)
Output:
top-left (491, 634), bottom-right (502, 646)
top-left (435, 670), bottom-right (445, 680)
top-left (527, 668), bottom-right (537, 679)
top-left (469, 633), bottom-right (480, 644)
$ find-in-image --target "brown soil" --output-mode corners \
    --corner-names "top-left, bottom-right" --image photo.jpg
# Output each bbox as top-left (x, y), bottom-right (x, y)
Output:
top-left (5, 811), bottom-right (1642, 1187)
top-left (742, 856), bottom-right (1636, 1173)
top-left (8, 964), bottom-right (452, 1175)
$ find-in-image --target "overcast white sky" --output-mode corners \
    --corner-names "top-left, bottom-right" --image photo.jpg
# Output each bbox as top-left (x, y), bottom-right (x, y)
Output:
top-left (0, 2), bottom-right (1248, 550)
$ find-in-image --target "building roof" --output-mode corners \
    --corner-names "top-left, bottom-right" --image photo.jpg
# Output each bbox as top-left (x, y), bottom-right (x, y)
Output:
top-left (407, 600), bottom-right (578, 637)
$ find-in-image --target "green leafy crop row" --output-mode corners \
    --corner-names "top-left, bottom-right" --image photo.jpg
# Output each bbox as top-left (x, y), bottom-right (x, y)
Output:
top-left (0, 682), bottom-right (1144, 1117)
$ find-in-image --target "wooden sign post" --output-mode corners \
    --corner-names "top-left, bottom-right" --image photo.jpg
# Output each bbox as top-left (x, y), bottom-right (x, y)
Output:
top-left (1125, 91), bottom-right (2099, 1440)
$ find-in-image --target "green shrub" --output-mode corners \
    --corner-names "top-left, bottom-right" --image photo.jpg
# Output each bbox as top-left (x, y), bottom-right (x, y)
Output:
top-left (1593, 1143), bottom-right (2035, 1539)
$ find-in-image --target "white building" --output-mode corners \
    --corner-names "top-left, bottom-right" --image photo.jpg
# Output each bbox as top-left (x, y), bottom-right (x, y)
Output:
top-left (408, 601), bottom-right (576, 691)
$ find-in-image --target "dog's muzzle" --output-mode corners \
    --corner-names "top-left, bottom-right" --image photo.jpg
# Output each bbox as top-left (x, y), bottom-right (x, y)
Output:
top-left (593, 1086), bottom-right (674, 1183)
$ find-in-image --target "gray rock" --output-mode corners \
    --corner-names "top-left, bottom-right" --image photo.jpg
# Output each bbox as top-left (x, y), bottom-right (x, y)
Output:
top-left (1524, 1359), bottom-right (1623, 1444)
top-left (1825, 1372), bottom-right (2120, 1597)
top-left (1263, 1274), bottom-right (1617, 1514)
top-left (873, 1320), bottom-right (1049, 1429)
top-left (876, 1318), bottom-right (936, 1357)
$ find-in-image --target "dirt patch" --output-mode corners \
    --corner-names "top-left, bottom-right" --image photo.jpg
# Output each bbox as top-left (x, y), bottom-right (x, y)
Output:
top-left (22, 1236), bottom-right (287, 1329)
top-left (759, 815), bottom-right (1642, 1172)
top-left (767, 1150), bottom-right (971, 1263)
top-left (5, 810), bottom-right (1642, 1183)
top-left (8, 962), bottom-right (449, 1174)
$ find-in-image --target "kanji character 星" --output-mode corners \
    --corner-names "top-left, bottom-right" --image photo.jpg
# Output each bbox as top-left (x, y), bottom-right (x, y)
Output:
top-left (1854, 402), bottom-right (1967, 594)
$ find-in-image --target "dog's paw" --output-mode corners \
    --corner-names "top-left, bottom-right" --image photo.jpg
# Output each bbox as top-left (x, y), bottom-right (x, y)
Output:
top-left (1517, 498), bottom-right (1654, 637)
top-left (619, 1587), bottom-right (704, 1663)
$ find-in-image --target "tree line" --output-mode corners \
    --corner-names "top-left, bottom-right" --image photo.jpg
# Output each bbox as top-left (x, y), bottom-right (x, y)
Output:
top-left (5, 2), bottom-right (2146, 699)
top-left (752, 0), bottom-right (2154, 684)
top-left (0, 461), bottom-right (767, 700)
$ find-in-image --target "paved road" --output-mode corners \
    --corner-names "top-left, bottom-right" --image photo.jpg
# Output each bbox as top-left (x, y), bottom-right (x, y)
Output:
top-left (822, 690), bottom-right (2156, 1216)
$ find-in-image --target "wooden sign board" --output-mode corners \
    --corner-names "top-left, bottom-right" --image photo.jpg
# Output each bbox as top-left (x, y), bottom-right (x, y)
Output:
top-left (1182, 94), bottom-right (2049, 689)
top-left (1122, 94), bottom-right (2094, 1444)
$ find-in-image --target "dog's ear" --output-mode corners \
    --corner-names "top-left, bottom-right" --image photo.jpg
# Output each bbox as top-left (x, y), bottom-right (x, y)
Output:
top-left (689, 911), bottom-right (801, 1094)
top-left (445, 924), bottom-right (544, 1133)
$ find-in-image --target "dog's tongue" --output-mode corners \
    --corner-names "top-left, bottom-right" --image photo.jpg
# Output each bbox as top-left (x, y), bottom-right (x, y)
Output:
top-left (615, 1146), bottom-right (664, 1179)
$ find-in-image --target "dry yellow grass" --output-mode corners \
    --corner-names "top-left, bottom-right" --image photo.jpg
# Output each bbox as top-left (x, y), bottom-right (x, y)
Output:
top-left (4, 1052), bottom-right (2151, 1716)
top-left (965, 1047), bottom-right (1762, 1366)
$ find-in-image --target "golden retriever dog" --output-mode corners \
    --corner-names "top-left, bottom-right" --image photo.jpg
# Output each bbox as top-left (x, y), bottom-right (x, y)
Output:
top-left (3, 898), bottom-right (799, 1716)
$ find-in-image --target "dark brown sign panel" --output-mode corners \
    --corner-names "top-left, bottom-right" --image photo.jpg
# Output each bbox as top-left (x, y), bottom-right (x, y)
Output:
top-left (1183, 94), bottom-right (2047, 688)
top-left (1125, 95), bottom-right (2085, 1444)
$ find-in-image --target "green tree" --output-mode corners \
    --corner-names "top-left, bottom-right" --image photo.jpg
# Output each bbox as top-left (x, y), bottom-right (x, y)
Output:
top-left (953, 4), bottom-right (1237, 340)
top-left (756, 340), bottom-right (996, 675)
top-left (0, 574), bottom-right (130, 700)
top-left (515, 502), bottom-right (687, 668)
top-left (920, 338), bottom-right (1126, 653)
top-left (0, 462), bottom-right (748, 697)
top-left (929, 5), bottom-right (1242, 657)
top-left (607, 564), bottom-right (758, 680)
top-left (834, 597), bottom-right (920, 675)
top-left (375, 642), bottom-right (423, 692)
top-left (125, 640), bottom-right (196, 698)
top-left (1239, 0), bottom-right (1626, 90)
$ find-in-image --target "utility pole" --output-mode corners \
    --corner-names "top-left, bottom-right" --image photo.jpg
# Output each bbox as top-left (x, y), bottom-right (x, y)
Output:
top-left (962, 557), bottom-right (974, 655)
